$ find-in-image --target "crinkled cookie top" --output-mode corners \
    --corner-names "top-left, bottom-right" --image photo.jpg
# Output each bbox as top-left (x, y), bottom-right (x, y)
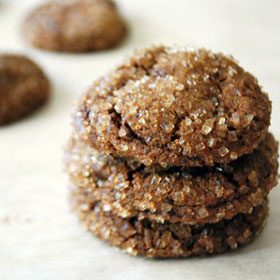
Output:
top-left (74, 46), bottom-right (271, 167)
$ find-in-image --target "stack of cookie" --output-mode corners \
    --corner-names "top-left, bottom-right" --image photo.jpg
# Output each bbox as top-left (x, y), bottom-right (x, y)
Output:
top-left (65, 46), bottom-right (279, 258)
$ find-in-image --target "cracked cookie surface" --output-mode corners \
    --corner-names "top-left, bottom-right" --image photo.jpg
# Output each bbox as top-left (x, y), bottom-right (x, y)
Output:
top-left (65, 133), bottom-right (278, 224)
top-left (71, 194), bottom-right (268, 258)
top-left (74, 46), bottom-right (271, 167)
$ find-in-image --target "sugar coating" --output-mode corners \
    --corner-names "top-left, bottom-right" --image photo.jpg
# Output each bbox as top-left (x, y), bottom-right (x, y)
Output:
top-left (71, 194), bottom-right (268, 258)
top-left (0, 54), bottom-right (50, 125)
top-left (23, 0), bottom-right (127, 52)
top-left (65, 133), bottom-right (278, 224)
top-left (74, 45), bottom-right (271, 167)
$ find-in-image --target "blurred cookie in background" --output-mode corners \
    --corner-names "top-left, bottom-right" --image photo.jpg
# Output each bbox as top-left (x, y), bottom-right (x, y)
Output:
top-left (22, 0), bottom-right (128, 53)
top-left (0, 54), bottom-right (50, 125)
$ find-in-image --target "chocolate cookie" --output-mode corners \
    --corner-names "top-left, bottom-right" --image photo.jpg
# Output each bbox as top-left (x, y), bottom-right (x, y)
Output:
top-left (65, 133), bottom-right (278, 224)
top-left (74, 46), bottom-right (271, 167)
top-left (23, 0), bottom-right (127, 52)
top-left (0, 54), bottom-right (50, 125)
top-left (71, 194), bottom-right (268, 258)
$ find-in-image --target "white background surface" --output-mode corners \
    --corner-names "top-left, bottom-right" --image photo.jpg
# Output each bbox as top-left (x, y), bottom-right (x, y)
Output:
top-left (0, 0), bottom-right (280, 279)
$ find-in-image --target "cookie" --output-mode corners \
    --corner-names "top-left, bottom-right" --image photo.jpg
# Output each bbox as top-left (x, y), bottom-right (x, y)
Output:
top-left (0, 54), bottom-right (50, 125)
top-left (65, 133), bottom-right (278, 224)
top-left (23, 0), bottom-right (127, 52)
top-left (71, 194), bottom-right (268, 258)
top-left (74, 46), bottom-right (271, 167)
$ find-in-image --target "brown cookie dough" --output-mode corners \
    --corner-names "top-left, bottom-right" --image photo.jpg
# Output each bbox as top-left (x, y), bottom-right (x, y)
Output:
top-left (65, 133), bottom-right (278, 224)
top-left (0, 54), bottom-right (50, 125)
top-left (23, 0), bottom-right (127, 52)
top-left (74, 46), bottom-right (271, 167)
top-left (71, 194), bottom-right (268, 258)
